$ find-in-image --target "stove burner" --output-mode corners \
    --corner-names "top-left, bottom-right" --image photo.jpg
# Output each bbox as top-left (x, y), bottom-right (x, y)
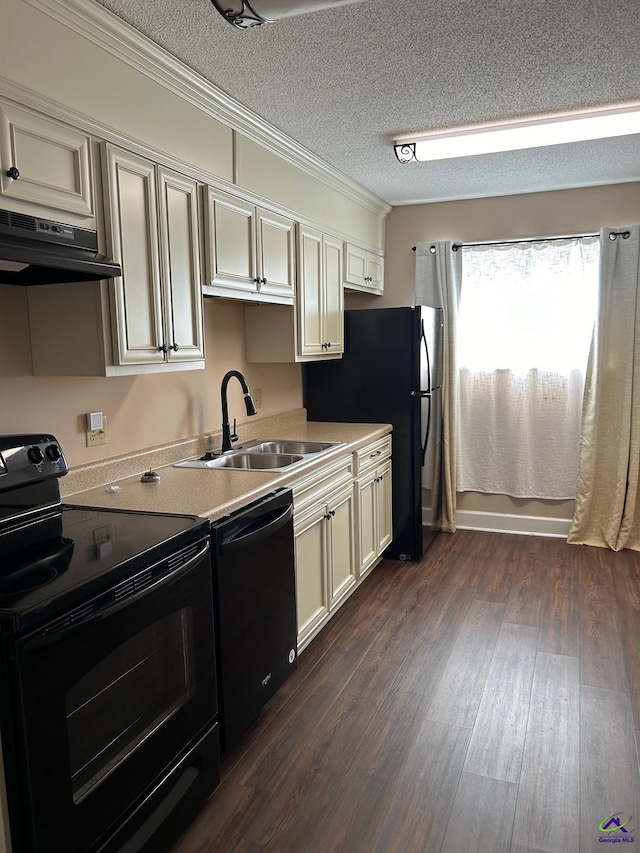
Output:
top-left (0, 538), bottom-right (74, 597)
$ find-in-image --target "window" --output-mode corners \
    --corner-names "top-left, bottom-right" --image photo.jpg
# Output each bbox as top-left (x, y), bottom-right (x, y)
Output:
top-left (456, 237), bottom-right (599, 498)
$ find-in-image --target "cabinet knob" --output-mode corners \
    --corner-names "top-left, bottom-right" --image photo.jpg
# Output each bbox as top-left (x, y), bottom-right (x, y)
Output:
top-left (326, 342), bottom-right (332, 348)
top-left (158, 344), bottom-right (168, 353)
top-left (260, 277), bottom-right (267, 285)
top-left (169, 342), bottom-right (179, 352)
top-left (6, 166), bottom-right (20, 180)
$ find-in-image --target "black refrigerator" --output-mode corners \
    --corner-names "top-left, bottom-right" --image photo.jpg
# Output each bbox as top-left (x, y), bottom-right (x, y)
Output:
top-left (303, 306), bottom-right (444, 561)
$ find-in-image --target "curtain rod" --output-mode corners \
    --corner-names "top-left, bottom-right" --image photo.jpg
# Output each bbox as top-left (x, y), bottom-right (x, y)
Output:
top-left (411, 229), bottom-right (630, 252)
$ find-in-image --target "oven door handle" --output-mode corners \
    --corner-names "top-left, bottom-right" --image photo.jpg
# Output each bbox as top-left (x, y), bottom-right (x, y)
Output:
top-left (219, 505), bottom-right (293, 555)
top-left (35, 538), bottom-right (211, 640)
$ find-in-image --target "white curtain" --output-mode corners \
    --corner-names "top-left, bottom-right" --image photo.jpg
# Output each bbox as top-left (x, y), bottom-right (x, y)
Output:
top-left (457, 238), bottom-right (599, 499)
top-left (569, 226), bottom-right (640, 551)
top-left (415, 242), bottom-right (462, 532)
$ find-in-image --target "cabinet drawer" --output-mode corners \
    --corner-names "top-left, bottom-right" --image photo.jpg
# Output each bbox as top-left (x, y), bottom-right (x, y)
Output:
top-left (354, 435), bottom-right (392, 476)
top-left (292, 454), bottom-right (352, 518)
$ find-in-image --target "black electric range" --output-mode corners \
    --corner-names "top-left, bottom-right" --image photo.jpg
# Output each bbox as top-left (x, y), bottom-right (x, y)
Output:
top-left (0, 433), bottom-right (210, 631)
top-left (0, 434), bottom-right (220, 853)
top-left (0, 503), bottom-right (210, 631)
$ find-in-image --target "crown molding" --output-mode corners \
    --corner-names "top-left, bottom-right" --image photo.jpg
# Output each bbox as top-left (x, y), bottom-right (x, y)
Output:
top-left (23, 0), bottom-right (391, 219)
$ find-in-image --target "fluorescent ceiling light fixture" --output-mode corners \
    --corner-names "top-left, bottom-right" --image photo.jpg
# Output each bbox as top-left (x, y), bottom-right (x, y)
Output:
top-left (394, 105), bottom-right (640, 163)
top-left (211, 0), bottom-right (366, 29)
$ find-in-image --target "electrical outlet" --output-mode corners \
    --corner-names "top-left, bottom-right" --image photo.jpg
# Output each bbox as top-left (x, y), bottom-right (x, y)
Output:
top-left (253, 388), bottom-right (263, 409)
top-left (86, 416), bottom-right (108, 447)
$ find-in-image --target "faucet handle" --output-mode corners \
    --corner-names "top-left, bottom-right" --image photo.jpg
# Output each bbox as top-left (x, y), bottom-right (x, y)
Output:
top-left (230, 418), bottom-right (239, 444)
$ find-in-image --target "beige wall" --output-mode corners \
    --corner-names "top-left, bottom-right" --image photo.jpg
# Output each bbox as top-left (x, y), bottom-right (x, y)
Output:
top-left (346, 182), bottom-right (640, 522)
top-left (0, 288), bottom-right (302, 467)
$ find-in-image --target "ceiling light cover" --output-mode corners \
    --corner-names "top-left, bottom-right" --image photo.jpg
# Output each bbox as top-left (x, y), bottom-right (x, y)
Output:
top-left (211, 0), bottom-right (366, 29)
top-left (395, 105), bottom-right (640, 163)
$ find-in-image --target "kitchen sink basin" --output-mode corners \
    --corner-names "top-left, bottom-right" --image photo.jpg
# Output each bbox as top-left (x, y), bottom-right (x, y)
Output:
top-left (208, 452), bottom-right (303, 469)
top-left (247, 440), bottom-right (336, 455)
top-left (174, 439), bottom-right (344, 472)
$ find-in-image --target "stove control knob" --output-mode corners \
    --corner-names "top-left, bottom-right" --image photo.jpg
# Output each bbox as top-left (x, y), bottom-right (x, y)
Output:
top-left (45, 444), bottom-right (62, 462)
top-left (27, 446), bottom-right (44, 465)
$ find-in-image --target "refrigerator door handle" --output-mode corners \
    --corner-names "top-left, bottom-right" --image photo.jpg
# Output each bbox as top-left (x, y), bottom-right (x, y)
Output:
top-left (421, 320), bottom-right (432, 393)
top-left (422, 392), bottom-right (432, 466)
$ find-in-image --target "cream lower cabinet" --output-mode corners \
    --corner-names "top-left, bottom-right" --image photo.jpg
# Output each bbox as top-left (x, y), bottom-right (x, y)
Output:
top-left (356, 459), bottom-right (392, 577)
top-left (28, 145), bottom-right (205, 376)
top-left (293, 456), bottom-right (356, 651)
top-left (354, 435), bottom-right (393, 577)
top-left (203, 187), bottom-right (295, 305)
top-left (293, 435), bottom-right (392, 652)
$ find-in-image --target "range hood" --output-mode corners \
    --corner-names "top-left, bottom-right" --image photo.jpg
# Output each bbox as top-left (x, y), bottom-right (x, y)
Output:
top-left (0, 208), bottom-right (121, 285)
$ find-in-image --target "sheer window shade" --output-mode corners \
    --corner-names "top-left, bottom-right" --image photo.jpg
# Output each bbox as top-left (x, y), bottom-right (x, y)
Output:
top-left (457, 238), bottom-right (599, 499)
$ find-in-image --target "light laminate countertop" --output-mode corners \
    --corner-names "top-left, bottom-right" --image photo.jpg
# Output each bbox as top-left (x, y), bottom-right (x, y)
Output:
top-left (64, 421), bottom-right (392, 523)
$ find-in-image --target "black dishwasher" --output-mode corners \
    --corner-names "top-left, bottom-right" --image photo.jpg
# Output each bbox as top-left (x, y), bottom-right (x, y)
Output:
top-left (210, 488), bottom-right (297, 751)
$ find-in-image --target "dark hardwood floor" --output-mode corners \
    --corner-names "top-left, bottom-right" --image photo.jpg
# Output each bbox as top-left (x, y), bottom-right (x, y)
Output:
top-left (172, 531), bottom-right (640, 853)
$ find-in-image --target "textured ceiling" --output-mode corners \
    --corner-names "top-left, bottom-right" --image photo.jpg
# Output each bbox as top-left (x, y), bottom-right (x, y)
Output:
top-left (94, 0), bottom-right (640, 206)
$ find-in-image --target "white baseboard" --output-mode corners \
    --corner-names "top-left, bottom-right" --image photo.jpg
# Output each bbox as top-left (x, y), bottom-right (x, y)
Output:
top-left (423, 508), bottom-right (572, 538)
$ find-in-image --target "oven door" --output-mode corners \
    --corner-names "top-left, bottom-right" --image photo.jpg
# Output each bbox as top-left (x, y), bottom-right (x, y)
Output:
top-left (7, 535), bottom-right (217, 853)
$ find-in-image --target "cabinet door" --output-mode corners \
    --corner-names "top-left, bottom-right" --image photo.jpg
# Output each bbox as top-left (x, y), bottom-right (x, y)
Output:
top-left (0, 102), bottom-right (94, 218)
top-left (157, 167), bottom-right (205, 362)
top-left (294, 504), bottom-right (329, 648)
top-left (102, 145), bottom-right (165, 366)
top-left (376, 460), bottom-right (393, 554)
top-left (296, 224), bottom-right (325, 356)
top-left (328, 484), bottom-right (356, 608)
top-left (205, 188), bottom-right (257, 294)
top-left (356, 472), bottom-right (378, 576)
top-left (256, 208), bottom-right (295, 301)
top-left (344, 243), bottom-right (367, 288)
top-left (323, 234), bottom-right (344, 355)
top-left (366, 252), bottom-right (384, 293)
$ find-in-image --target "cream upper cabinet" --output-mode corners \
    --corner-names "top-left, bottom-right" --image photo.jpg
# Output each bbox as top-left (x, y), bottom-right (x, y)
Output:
top-left (104, 145), bottom-right (204, 366)
top-left (156, 166), bottom-right (205, 363)
top-left (344, 242), bottom-right (384, 296)
top-left (297, 224), bottom-right (344, 357)
top-left (28, 144), bottom-right (204, 376)
top-left (103, 145), bottom-right (165, 366)
top-left (203, 187), bottom-right (294, 305)
top-left (0, 100), bottom-right (94, 222)
top-left (244, 223), bottom-right (344, 363)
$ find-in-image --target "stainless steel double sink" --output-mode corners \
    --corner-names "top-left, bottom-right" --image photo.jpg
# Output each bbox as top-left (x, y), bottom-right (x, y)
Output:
top-left (174, 439), bottom-right (344, 472)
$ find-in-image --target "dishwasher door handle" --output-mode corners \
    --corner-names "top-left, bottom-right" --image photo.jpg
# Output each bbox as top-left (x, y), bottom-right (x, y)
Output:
top-left (219, 505), bottom-right (293, 555)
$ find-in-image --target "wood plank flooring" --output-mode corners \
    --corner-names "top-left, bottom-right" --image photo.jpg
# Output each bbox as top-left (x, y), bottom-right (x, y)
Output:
top-left (172, 531), bottom-right (640, 853)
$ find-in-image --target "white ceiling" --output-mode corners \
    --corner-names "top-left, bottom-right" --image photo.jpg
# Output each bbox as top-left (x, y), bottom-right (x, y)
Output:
top-left (94, 0), bottom-right (640, 206)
